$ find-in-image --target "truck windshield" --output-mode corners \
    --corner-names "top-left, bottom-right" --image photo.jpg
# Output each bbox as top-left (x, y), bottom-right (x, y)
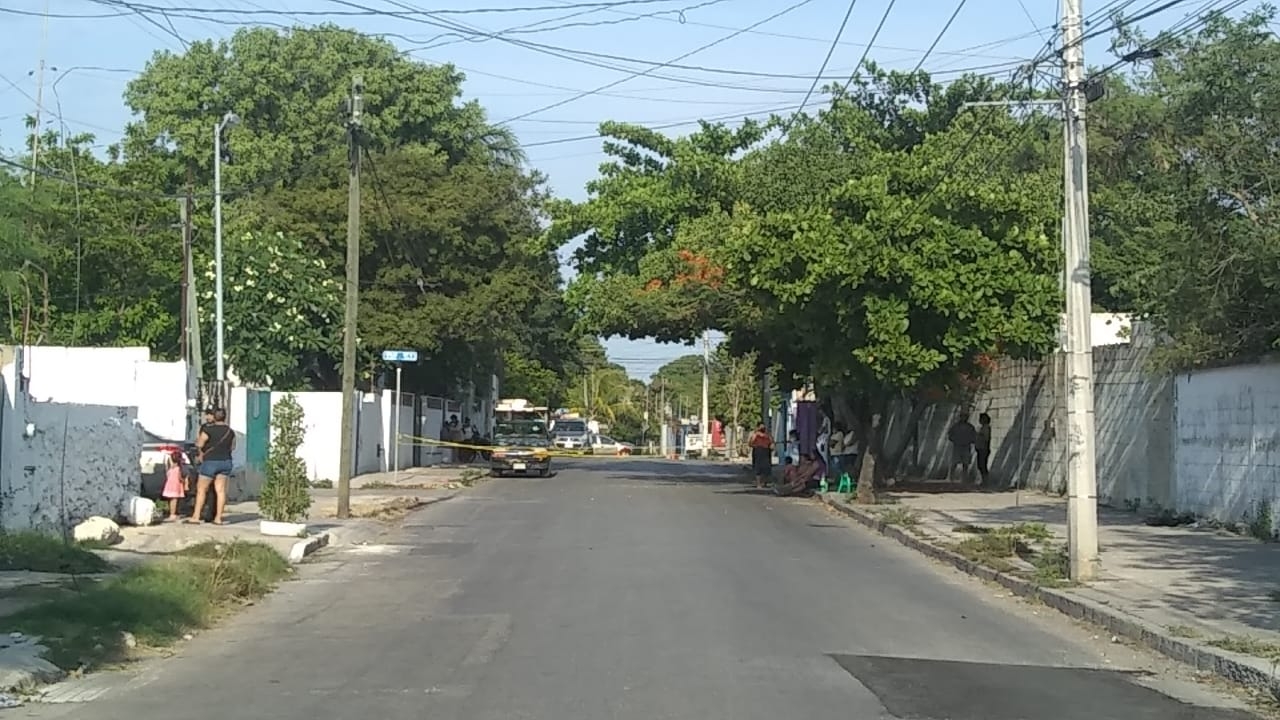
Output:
top-left (553, 420), bottom-right (587, 435)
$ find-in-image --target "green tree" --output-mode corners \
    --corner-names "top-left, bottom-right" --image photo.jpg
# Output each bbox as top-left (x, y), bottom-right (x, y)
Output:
top-left (556, 67), bottom-right (1063, 494)
top-left (1091, 8), bottom-right (1280, 366)
top-left (121, 25), bottom-right (575, 394)
top-left (197, 231), bottom-right (342, 389)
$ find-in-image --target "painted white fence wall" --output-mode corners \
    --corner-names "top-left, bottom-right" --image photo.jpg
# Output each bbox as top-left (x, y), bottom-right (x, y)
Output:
top-left (1175, 363), bottom-right (1280, 535)
top-left (1, 348), bottom-right (142, 533)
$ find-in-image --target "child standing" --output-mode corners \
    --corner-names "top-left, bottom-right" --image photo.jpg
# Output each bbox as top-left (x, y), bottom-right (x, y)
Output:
top-left (161, 450), bottom-right (188, 521)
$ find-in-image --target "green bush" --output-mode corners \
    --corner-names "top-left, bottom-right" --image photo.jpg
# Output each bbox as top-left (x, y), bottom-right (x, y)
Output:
top-left (259, 394), bottom-right (312, 523)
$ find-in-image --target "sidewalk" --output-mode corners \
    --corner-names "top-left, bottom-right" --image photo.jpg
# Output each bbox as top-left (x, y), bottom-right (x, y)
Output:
top-left (112, 468), bottom-right (476, 562)
top-left (817, 484), bottom-right (1280, 696)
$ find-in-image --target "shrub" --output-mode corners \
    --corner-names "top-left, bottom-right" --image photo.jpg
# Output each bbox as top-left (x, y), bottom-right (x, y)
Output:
top-left (259, 394), bottom-right (311, 523)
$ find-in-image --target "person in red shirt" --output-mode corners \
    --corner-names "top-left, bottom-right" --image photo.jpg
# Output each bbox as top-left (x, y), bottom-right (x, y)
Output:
top-left (747, 423), bottom-right (774, 489)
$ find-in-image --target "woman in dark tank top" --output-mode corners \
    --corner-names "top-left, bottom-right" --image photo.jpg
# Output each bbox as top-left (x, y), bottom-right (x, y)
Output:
top-left (191, 408), bottom-right (236, 525)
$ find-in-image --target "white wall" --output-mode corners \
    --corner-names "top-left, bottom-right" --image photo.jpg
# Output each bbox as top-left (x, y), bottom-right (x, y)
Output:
top-left (270, 391), bottom-right (342, 484)
top-left (1, 348), bottom-right (142, 533)
top-left (356, 392), bottom-right (382, 475)
top-left (19, 346), bottom-right (188, 442)
top-left (380, 389), bottom-right (415, 473)
top-left (1175, 363), bottom-right (1280, 534)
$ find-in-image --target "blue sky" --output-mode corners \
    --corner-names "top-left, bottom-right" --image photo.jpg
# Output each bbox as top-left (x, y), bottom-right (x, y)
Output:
top-left (0, 0), bottom-right (1226, 379)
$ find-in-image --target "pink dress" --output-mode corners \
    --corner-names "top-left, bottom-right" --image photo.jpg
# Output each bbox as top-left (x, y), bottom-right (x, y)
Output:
top-left (161, 465), bottom-right (185, 499)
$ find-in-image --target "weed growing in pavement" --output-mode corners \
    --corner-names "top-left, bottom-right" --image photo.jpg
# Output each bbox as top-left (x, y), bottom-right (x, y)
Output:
top-left (3, 540), bottom-right (290, 672)
top-left (877, 507), bottom-right (919, 527)
top-left (1207, 636), bottom-right (1280, 663)
top-left (1029, 544), bottom-right (1071, 587)
top-left (950, 533), bottom-right (1025, 574)
top-left (0, 532), bottom-right (110, 574)
top-left (1167, 624), bottom-right (1202, 638)
top-left (951, 522), bottom-right (1051, 541)
top-left (310, 479), bottom-right (334, 489)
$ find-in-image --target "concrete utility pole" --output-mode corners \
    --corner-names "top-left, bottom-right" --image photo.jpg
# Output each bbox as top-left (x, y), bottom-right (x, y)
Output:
top-left (213, 110), bottom-right (240, 384)
top-left (700, 330), bottom-right (711, 458)
top-left (336, 74), bottom-right (364, 520)
top-left (29, 1), bottom-right (49, 186)
top-left (1061, 0), bottom-right (1100, 582)
top-left (659, 379), bottom-right (668, 459)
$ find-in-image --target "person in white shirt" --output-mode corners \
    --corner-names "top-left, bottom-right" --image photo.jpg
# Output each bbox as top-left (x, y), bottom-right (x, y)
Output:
top-left (829, 422), bottom-right (858, 479)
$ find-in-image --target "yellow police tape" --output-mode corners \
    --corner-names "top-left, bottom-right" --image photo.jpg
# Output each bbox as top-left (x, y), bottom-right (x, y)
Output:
top-left (397, 434), bottom-right (637, 459)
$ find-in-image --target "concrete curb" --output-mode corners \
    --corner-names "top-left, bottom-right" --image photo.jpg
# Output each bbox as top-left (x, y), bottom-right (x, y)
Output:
top-left (304, 492), bottom-right (462, 555)
top-left (816, 492), bottom-right (1280, 698)
top-left (288, 532), bottom-right (330, 563)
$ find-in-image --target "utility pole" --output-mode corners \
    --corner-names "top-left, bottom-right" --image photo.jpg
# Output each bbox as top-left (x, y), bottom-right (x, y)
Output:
top-left (1061, 0), bottom-right (1100, 582)
top-left (213, 110), bottom-right (240, 384)
top-left (179, 191), bottom-right (192, 364)
top-left (336, 74), bottom-right (364, 520)
top-left (28, 1), bottom-right (49, 186)
top-left (659, 379), bottom-right (668, 459)
top-left (700, 329), bottom-right (711, 458)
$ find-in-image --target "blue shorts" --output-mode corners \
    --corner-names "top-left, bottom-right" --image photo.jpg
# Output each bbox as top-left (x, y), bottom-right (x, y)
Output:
top-left (199, 459), bottom-right (233, 479)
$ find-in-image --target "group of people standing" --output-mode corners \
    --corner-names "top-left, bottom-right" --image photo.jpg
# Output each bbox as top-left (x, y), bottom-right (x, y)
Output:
top-left (160, 407), bottom-right (235, 524)
top-left (745, 409), bottom-right (995, 492)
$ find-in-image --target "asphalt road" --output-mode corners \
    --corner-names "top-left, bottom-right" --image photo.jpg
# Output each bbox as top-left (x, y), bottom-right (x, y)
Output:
top-left (20, 459), bottom-right (1262, 720)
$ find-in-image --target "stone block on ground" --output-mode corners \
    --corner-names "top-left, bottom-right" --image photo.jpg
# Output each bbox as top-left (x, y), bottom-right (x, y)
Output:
top-left (72, 517), bottom-right (120, 545)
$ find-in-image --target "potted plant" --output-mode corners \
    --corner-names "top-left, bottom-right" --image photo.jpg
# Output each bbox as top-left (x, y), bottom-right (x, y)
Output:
top-left (259, 393), bottom-right (312, 537)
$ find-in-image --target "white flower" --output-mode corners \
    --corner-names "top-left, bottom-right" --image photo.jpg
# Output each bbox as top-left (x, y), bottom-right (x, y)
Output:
top-left (245, 278), bottom-right (256, 287)
top-left (266, 291), bottom-right (276, 301)
top-left (233, 285), bottom-right (244, 292)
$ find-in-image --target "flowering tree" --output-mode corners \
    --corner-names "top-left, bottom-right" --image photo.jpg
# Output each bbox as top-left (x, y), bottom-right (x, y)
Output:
top-left (198, 231), bottom-right (341, 388)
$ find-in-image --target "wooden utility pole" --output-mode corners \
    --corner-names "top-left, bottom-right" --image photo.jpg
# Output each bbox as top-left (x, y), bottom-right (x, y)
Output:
top-left (336, 74), bottom-right (364, 520)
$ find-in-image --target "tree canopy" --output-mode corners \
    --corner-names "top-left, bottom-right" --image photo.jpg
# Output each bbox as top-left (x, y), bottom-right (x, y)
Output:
top-left (552, 7), bottom-right (1280, 483)
top-left (3, 24), bottom-right (579, 399)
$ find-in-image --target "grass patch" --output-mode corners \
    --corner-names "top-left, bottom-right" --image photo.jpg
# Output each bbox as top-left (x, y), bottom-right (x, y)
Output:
top-left (877, 507), bottom-right (919, 527)
top-left (951, 522), bottom-right (1052, 541)
top-left (950, 533), bottom-right (1026, 573)
top-left (0, 532), bottom-right (110, 574)
top-left (1167, 624), bottom-right (1202, 639)
top-left (1207, 636), bottom-right (1280, 663)
top-left (1028, 544), bottom-right (1071, 587)
top-left (4, 541), bottom-right (290, 672)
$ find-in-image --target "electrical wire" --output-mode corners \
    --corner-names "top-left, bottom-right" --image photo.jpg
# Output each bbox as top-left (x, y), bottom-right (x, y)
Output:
top-left (786, 0), bottom-right (860, 126)
top-left (495, 0), bottom-right (819, 124)
top-left (912, 0), bottom-right (969, 74)
top-left (839, 0), bottom-right (897, 93)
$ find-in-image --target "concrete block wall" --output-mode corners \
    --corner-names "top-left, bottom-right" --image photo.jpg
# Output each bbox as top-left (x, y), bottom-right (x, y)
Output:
top-left (1093, 342), bottom-right (1174, 509)
top-left (891, 357), bottom-right (1065, 493)
top-left (1174, 363), bottom-right (1280, 535)
top-left (1, 348), bottom-right (142, 533)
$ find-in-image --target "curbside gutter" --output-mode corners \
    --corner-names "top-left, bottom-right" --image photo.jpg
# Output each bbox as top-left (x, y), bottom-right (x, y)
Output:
top-left (288, 532), bottom-right (330, 563)
top-left (295, 492), bottom-right (462, 561)
top-left (816, 492), bottom-right (1280, 699)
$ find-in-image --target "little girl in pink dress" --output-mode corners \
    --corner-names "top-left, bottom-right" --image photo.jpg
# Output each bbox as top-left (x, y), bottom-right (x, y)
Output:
top-left (161, 450), bottom-right (188, 521)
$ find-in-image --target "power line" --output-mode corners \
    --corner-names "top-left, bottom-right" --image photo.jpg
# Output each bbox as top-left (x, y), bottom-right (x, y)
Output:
top-left (912, 0), bottom-right (969, 74)
top-left (840, 0), bottom-right (897, 92)
top-left (787, 0), bottom-right (860, 125)
top-left (496, 0), bottom-right (819, 124)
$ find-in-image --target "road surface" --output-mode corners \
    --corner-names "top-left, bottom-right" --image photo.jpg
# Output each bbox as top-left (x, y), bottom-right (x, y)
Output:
top-left (21, 459), bottom-right (1261, 719)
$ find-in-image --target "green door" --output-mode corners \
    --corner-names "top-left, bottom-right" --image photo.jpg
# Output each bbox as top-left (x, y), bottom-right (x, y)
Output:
top-left (243, 389), bottom-right (271, 499)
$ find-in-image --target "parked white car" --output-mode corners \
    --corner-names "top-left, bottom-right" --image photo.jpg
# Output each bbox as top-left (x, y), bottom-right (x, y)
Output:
top-left (590, 434), bottom-right (634, 456)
